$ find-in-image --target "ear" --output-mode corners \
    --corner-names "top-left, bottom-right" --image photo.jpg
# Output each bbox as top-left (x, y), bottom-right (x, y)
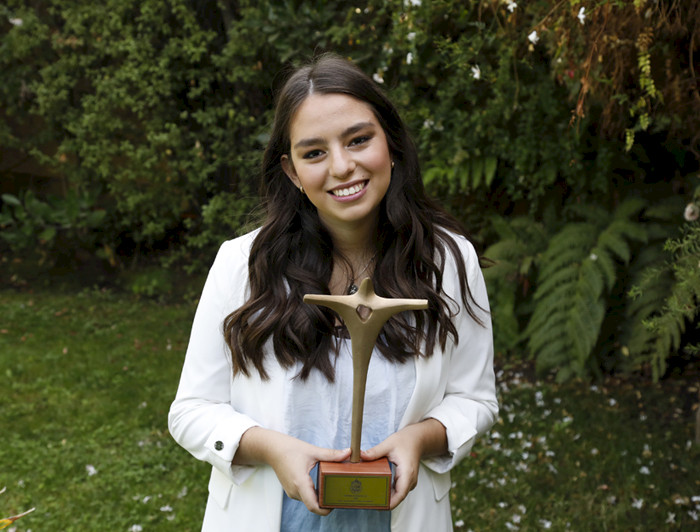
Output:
top-left (280, 155), bottom-right (300, 188)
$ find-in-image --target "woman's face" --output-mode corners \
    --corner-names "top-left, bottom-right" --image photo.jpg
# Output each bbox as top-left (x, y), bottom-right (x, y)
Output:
top-left (281, 93), bottom-right (392, 237)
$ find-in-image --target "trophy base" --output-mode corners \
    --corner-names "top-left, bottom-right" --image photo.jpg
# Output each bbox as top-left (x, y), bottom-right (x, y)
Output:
top-left (317, 458), bottom-right (392, 510)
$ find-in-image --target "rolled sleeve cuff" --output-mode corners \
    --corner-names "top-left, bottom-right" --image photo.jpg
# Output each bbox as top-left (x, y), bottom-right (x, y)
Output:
top-left (420, 410), bottom-right (478, 474)
top-left (204, 414), bottom-right (261, 485)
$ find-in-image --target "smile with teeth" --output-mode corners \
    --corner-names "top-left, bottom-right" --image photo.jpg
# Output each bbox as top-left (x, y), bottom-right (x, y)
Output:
top-left (331, 181), bottom-right (367, 197)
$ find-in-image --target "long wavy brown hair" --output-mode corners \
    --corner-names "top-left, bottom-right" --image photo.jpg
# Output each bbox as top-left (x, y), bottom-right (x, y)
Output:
top-left (224, 54), bottom-right (484, 381)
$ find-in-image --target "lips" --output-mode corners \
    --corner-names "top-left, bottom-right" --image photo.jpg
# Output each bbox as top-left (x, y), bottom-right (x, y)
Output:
top-left (330, 181), bottom-right (368, 197)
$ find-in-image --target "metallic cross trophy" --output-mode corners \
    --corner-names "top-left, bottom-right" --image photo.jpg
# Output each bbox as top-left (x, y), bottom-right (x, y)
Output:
top-left (304, 278), bottom-right (428, 510)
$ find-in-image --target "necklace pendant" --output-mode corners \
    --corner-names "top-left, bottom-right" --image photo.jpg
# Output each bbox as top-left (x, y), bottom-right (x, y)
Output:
top-left (347, 283), bottom-right (358, 295)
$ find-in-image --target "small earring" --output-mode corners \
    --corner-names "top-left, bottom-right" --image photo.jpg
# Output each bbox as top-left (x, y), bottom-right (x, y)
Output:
top-left (391, 161), bottom-right (395, 169)
top-left (299, 185), bottom-right (305, 194)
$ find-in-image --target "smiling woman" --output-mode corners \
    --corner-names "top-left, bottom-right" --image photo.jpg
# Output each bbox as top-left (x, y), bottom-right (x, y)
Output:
top-left (281, 93), bottom-right (392, 255)
top-left (168, 53), bottom-right (498, 532)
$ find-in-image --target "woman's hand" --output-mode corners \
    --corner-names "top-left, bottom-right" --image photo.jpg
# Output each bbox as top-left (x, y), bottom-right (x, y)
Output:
top-left (234, 427), bottom-right (351, 515)
top-left (360, 418), bottom-right (447, 510)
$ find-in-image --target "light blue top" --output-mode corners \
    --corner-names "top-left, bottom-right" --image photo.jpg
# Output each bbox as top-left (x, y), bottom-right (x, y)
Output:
top-left (280, 336), bottom-right (416, 532)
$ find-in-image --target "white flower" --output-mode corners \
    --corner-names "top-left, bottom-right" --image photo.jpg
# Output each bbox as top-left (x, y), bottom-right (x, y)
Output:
top-left (9, 18), bottom-right (23, 26)
top-left (539, 520), bottom-right (552, 529)
top-left (406, 52), bottom-right (414, 65)
top-left (86, 464), bottom-right (98, 476)
top-left (129, 526), bottom-right (143, 532)
top-left (666, 512), bottom-right (676, 524)
top-left (372, 72), bottom-right (384, 84)
top-left (632, 498), bottom-right (644, 509)
top-left (471, 65), bottom-right (481, 79)
top-left (684, 202), bottom-right (699, 221)
top-left (455, 520), bottom-right (465, 527)
top-left (577, 7), bottom-right (586, 25)
top-left (407, 32), bottom-right (416, 41)
top-left (506, 1), bottom-right (518, 12)
top-left (589, 253), bottom-right (598, 261)
top-left (639, 466), bottom-right (651, 475)
top-left (528, 30), bottom-right (539, 44)
top-left (160, 505), bottom-right (173, 512)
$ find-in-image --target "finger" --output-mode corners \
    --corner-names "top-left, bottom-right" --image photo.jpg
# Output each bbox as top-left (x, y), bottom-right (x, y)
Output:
top-left (389, 465), bottom-right (418, 510)
top-left (297, 477), bottom-right (331, 516)
top-left (317, 447), bottom-right (351, 464)
top-left (360, 442), bottom-right (388, 462)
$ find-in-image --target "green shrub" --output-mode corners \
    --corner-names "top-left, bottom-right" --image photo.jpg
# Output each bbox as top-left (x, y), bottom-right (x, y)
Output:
top-left (0, 190), bottom-right (107, 267)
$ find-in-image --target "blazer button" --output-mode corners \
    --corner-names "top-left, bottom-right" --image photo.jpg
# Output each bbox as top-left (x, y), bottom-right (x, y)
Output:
top-left (215, 441), bottom-right (224, 451)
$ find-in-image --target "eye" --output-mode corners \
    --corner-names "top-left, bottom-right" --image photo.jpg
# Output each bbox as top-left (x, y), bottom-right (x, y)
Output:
top-left (349, 135), bottom-right (371, 147)
top-left (302, 149), bottom-right (324, 160)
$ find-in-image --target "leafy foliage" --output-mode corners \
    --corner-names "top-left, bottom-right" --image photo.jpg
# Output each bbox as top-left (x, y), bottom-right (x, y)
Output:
top-left (624, 189), bottom-right (700, 379)
top-left (0, 190), bottom-right (107, 267)
top-left (525, 199), bottom-right (648, 381)
top-left (1, 0), bottom-right (698, 380)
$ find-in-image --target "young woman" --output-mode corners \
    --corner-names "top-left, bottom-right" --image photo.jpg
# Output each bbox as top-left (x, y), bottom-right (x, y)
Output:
top-left (168, 54), bottom-right (498, 531)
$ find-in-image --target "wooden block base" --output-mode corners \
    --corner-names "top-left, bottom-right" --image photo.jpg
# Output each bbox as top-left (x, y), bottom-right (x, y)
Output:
top-left (317, 458), bottom-right (392, 510)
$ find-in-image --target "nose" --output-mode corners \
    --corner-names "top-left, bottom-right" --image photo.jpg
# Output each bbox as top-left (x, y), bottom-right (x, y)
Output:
top-left (329, 148), bottom-right (355, 179)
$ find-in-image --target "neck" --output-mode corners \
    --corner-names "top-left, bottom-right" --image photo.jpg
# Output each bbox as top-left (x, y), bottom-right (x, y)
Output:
top-left (321, 215), bottom-right (379, 295)
top-left (321, 216), bottom-right (379, 261)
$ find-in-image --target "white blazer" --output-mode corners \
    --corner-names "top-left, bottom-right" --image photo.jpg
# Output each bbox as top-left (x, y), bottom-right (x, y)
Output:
top-left (168, 229), bottom-right (498, 531)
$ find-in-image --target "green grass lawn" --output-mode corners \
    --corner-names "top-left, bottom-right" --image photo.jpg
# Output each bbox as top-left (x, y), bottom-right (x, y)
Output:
top-left (1, 287), bottom-right (698, 531)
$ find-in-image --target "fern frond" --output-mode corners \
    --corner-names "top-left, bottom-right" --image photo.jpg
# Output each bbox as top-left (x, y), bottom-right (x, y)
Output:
top-left (589, 246), bottom-right (617, 291)
top-left (614, 196), bottom-right (647, 219)
top-left (527, 198), bottom-right (652, 380)
top-left (535, 336), bottom-right (574, 369)
top-left (527, 299), bottom-right (572, 339)
top-left (533, 263), bottom-right (580, 298)
top-left (484, 240), bottom-right (531, 263)
top-left (622, 223), bottom-right (700, 380)
top-left (600, 227), bottom-right (634, 264)
top-left (564, 202), bottom-right (608, 224)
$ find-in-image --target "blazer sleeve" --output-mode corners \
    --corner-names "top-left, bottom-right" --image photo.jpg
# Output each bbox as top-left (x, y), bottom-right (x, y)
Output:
top-left (421, 235), bottom-right (499, 474)
top-left (168, 235), bottom-right (261, 485)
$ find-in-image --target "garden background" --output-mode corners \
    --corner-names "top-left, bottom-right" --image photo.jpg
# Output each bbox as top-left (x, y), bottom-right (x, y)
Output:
top-left (1, 0), bottom-right (698, 530)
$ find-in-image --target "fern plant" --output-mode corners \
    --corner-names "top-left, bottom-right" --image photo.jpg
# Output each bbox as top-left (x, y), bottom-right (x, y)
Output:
top-left (624, 190), bottom-right (700, 380)
top-left (526, 198), bottom-right (648, 382)
top-left (483, 214), bottom-right (551, 354)
top-left (616, 196), bottom-right (685, 378)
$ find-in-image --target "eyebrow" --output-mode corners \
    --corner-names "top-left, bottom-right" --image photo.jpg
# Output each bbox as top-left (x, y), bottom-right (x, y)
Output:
top-left (292, 121), bottom-right (375, 150)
